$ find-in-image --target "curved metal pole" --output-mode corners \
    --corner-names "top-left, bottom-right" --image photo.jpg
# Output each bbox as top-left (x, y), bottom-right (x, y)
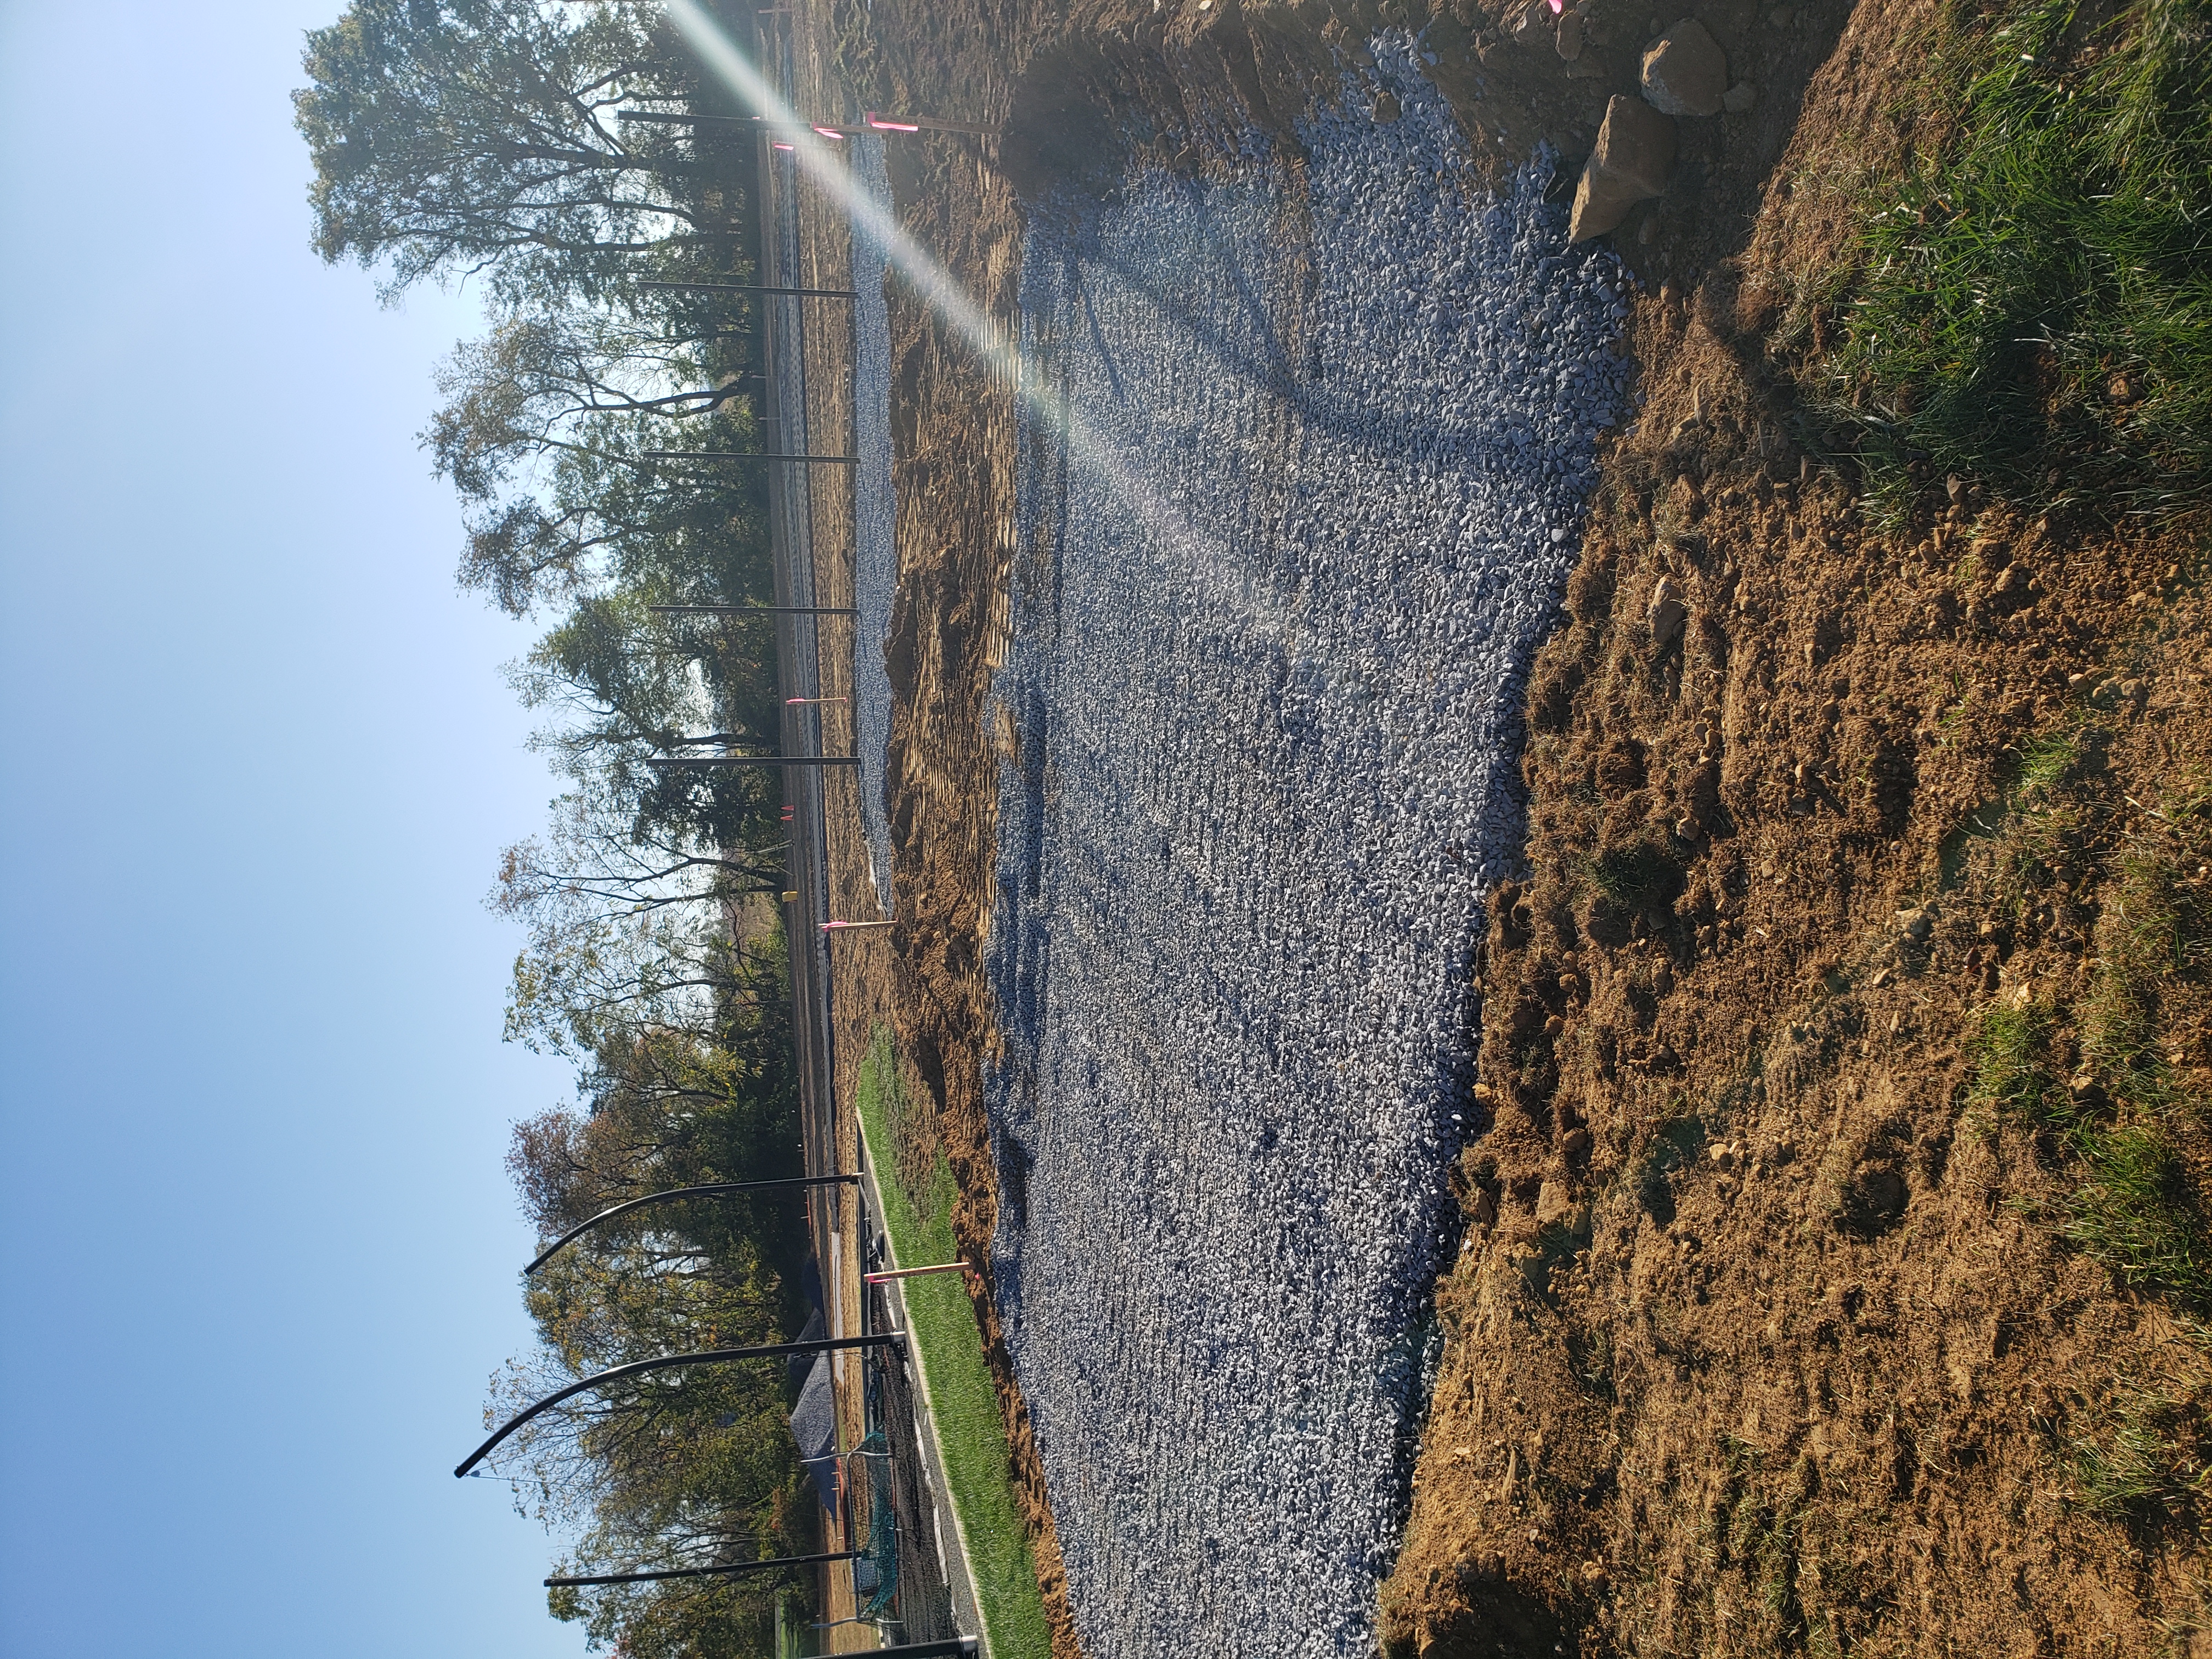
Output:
top-left (546, 1550), bottom-right (856, 1587)
top-left (524, 1175), bottom-right (859, 1276)
top-left (454, 1332), bottom-right (903, 1479)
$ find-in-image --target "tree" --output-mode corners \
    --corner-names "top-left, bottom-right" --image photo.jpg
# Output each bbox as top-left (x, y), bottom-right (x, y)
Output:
top-left (295, 0), bottom-right (738, 306)
top-left (427, 315), bottom-right (771, 619)
top-left (492, 1027), bottom-right (812, 1657)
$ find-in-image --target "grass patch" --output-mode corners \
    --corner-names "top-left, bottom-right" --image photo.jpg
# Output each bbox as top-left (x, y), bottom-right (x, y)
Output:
top-left (1942, 701), bottom-right (2212, 1523)
top-left (855, 1029), bottom-right (1052, 1659)
top-left (2074, 1379), bottom-right (2212, 1528)
top-left (1822, 0), bottom-right (2212, 514)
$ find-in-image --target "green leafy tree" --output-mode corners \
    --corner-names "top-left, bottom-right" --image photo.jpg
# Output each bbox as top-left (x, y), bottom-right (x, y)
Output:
top-left (428, 320), bottom-right (771, 620)
top-left (295, 0), bottom-right (728, 306)
top-left (493, 1028), bottom-right (811, 1656)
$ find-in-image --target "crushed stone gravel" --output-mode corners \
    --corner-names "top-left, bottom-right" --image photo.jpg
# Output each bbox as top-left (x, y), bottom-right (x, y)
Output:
top-left (980, 35), bottom-right (1630, 1657)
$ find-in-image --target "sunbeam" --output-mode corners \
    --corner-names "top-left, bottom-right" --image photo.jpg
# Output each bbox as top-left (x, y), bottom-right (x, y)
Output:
top-left (665, 0), bottom-right (1289, 624)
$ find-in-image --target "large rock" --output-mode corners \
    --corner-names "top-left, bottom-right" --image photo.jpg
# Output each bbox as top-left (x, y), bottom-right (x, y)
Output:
top-left (1504, 0), bottom-right (1556, 47)
top-left (1642, 18), bottom-right (1729, 116)
top-left (1569, 95), bottom-right (1678, 241)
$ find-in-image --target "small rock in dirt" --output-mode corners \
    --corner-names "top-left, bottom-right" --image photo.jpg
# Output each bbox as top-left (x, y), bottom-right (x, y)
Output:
top-left (1561, 1126), bottom-right (1594, 1161)
top-left (1570, 95), bottom-right (1679, 241)
top-left (1722, 81), bottom-right (1758, 113)
top-left (1556, 10), bottom-right (1583, 58)
top-left (1505, 0), bottom-right (1555, 46)
top-left (1374, 89), bottom-right (1402, 122)
top-left (1647, 574), bottom-right (1688, 646)
top-left (1641, 19), bottom-right (1729, 116)
top-left (1897, 905), bottom-right (1936, 942)
top-left (1708, 1142), bottom-right (1736, 1170)
top-left (1535, 1179), bottom-right (1576, 1226)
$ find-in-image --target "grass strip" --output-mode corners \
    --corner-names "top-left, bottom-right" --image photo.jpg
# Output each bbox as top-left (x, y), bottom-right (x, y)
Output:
top-left (1826, 0), bottom-right (2212, 514)
top-left (854, 1030), bottom-right (1052, 1659)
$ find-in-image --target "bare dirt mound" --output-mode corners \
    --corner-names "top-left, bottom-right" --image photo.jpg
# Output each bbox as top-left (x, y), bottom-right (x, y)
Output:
top-left (1379, 0), bottom-right (2212, 1649)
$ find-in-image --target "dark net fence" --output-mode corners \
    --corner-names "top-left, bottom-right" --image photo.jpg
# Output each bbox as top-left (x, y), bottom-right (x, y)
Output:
top-left (866, 1278), bottom-right (958, 1641)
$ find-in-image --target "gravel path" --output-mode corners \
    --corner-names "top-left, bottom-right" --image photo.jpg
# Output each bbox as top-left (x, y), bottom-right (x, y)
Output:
top-left (983, 36), bottom-right (1631, 1657)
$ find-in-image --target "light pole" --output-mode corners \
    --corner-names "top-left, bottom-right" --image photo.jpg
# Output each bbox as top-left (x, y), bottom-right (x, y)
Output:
top-left (651, 603), bottom-right (859, 617)
top-left (455, 1333), bottom-right (905, 1478)
top-left (645, 449), bottom-right (857, 464)
top-left (546, 1552), bottom-right (857, 1587)
top-left (524, 1174), bottom-right (861, 1276)
top-left (647, 755), bottom-right (861, 769)
top-left (640, 278), bottom-right (856, 300)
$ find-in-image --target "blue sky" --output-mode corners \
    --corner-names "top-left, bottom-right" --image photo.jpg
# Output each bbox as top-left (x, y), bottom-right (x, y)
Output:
top-left (0, 4), bottom-right (589, 1654)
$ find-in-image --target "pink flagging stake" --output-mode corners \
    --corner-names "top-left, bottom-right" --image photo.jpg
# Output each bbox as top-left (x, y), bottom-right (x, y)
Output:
top-left (864, 1262), bottom-right (972, 1284)
top-left (786, 695), bottom-right (850, 705)
top-left (812, 126), bottom-right (845, 141)
top-left (819, 919), bottom-right (895, 932)
top-left (865, 111), bottom-right (922, 132)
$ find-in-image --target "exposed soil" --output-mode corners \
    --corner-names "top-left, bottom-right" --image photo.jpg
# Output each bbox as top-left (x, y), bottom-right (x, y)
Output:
top-left (1376, 0), bottom-right (2212, 1650)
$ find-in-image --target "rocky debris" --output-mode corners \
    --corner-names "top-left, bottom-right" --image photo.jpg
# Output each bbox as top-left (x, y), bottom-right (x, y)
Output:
top-left (986, 36), bottom-right (1630, 1658)
top-left (1722, 80), bottom-right (1758, 113)
top-left (1641, 18), bottom-right (1729, 117)
top-left (1556, 9), bottom-right (1583, 59)
top-left (1897, 904), bottom-right (1937, 943)
top-left (1647, 573), bottom-right (1687, 646)
top-left (1503, 0), bottom-right (1556, 47)
top-left (1570, 94), bottom-right (1679, 241)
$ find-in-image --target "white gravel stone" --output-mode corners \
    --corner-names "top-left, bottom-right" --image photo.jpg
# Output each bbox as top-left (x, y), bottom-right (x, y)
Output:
top-left (981, 35), bottom-right (1628, 1657)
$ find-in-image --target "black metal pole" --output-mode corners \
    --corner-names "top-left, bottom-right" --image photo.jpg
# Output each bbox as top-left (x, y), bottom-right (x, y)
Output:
top-left (546, 1551), bottom-right (857, 1588)
top-left (455, 1333), bottom-right (905, 1478)
top-left (647, 756), bottom-right (862, 768)
top-left (640, 279), bottom-right (857, 300)
top-left (666, 731), bottom-right (834, 747)
top-left (620, 110), bottom-right (1001, 139)
top-left (524, 1175), bottom-right (861, 1276)
top-left (646, 450), bottom-right (857, 463)
top-left (650, 604), bottom-right (859, 617)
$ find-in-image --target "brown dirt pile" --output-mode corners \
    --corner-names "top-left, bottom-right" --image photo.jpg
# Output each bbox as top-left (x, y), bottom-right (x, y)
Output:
top-left (1379, 1), bottom-right (2212, 1654)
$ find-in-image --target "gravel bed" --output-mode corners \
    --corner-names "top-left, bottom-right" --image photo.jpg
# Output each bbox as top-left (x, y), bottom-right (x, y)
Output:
top-left (983, 35), bottom-right (1630, 1657)
top-left (849, 134), bottom-right (898, 909)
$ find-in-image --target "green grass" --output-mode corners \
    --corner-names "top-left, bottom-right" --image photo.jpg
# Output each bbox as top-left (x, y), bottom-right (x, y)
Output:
top-left (854, 1030), bottom-right (1052, 1659)
top-left (1943, 699), bottom-right (2212, 1524)
top-left (1824, 0), bottom-right (2212, 514)
top-left (2073, 1380), bottom-right (2212, 1527)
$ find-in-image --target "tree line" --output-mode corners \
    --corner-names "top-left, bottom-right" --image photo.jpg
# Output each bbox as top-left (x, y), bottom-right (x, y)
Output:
top-left (296, 3), bottom-right (819, 1651)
